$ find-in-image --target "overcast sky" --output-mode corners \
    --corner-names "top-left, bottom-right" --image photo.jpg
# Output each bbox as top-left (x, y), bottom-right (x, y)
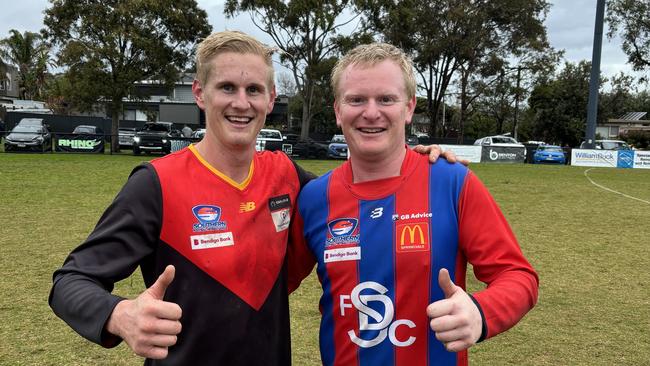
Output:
top-left (0, 0), bottom-right (638, 79)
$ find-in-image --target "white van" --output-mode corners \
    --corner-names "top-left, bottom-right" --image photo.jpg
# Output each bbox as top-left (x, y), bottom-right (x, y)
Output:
top-left (474, 135), bottom-right (525, 148)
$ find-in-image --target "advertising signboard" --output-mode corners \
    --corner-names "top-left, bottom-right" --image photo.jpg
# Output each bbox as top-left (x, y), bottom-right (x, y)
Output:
top-left (633, 150), bottom-right (650, 169)
top-left (55, 134), bottom-right (105, 153)
top-left (480, 146), bottom-right (526, 163)
top-left (440, 145), bottom-right (482, 163)
top-left (571, 149), bottom-right (617, 167)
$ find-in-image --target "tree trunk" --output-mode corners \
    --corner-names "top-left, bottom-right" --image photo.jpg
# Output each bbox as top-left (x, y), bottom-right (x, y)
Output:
top-left (512, 67), bottom-right (522, 140)
top-left (299, 80), bottom-right (313, 141)
top-left (109, 100), bottom-right (121, 153)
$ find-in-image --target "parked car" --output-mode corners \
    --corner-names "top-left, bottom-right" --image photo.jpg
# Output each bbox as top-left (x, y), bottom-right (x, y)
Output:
top-left (533, 145), bottom-right (566, 164)
top-left (474, 135), bottom-right (525, 148)
top-left (328, 134), bottom-right (348, 159)
top-left (191, 128), bottom-right (206, 140)
top-left (292, 138), bottom-right (329, 159)
top-left (118, 127), bottom-right (137, 148)
top-left (72, 125), bottom-right (104, 135)
top-left (16, 118), bottom-right (46, 128)
top-left (406, 135), bottom-right (419, 147)
top-left (69, 124), bottom-right (105, 152)
top-left (256, 128), bottom-right (283, 151)
top-left (4, 124), bottom-right (52, 152)
top-left (579, 139), bottom-right (631, 150)
top-left (132, 122), bottom-right (179, 155)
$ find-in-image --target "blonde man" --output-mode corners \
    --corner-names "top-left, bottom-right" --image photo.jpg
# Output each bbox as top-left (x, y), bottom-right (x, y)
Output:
top-left (288, 43), bottom-right (538, 365)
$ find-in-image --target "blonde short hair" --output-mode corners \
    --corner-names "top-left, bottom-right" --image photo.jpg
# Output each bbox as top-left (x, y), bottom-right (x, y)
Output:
top-left (331, 43), bottom-right (416, 100)
top-left (196, 30), bottom-right (275, 87)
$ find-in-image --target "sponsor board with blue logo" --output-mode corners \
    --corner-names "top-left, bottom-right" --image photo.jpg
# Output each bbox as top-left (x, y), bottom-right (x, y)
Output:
top-left (572, 149), bottom-right (649, 170)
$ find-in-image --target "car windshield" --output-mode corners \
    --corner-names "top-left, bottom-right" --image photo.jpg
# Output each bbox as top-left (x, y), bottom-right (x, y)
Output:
top-left (331, 135), bottom-right (346, 143)
top-left (493, 137), bottom-right (518, 144)
top-left (142, 124), bottom-right (170, 132)
top-left (258, 130), bottom-right (281, 139)
top-left (601, 141), bottom-right (629, 150)
top-left (74, 126), bottom-right (95, 134)
top-left (12, 126), bottom-right (40, 133)
top-left (539, 146), bottom-right (563, 153)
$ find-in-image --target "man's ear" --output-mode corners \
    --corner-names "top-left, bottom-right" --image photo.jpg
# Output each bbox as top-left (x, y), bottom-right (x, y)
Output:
top-left (334, 100), bottom-right (342, 128)
top-left (268, 85), bottom-right (277, 112)
top-left (192, 79), bottom-right (205, 110)
top-left (405, 95), bottom-right (417, 125)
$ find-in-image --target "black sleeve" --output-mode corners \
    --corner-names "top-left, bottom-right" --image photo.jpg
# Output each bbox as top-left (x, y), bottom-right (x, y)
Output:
top-left (289, 159), bottom-right (317, 189)
top-left (48, 164), bottom-right (162, 347)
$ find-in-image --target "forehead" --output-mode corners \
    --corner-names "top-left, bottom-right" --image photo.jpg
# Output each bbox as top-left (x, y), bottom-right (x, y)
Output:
top-left (338, 60), bottom-right (406, 97)
top-left (208, 52), bottom-right (272, 86)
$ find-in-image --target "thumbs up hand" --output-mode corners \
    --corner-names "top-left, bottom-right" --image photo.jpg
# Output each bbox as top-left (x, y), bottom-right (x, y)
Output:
top-left (426, 268), bottom-right (482, 353)
top-left (106, 265), bottom-right (183, 359)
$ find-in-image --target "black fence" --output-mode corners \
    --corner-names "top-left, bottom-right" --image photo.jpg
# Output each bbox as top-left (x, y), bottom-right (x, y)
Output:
top-left (0, 131), bottom-right (199, 155)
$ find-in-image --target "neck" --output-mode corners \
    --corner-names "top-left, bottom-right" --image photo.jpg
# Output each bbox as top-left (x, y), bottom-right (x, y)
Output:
top-left (194, 138), bottom-right (254, 184)
top-left (350, 146), bottom-right (407, 183)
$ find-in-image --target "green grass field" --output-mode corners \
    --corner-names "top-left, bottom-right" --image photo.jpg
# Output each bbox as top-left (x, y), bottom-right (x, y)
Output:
top-left (1, 153), bottom-right (649, 365)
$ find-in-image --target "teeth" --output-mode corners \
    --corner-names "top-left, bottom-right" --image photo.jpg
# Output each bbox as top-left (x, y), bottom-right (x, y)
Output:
top-left (360, 128), bottom-right (383, 133)
top-left (228, 116), bottom-right (251, 123)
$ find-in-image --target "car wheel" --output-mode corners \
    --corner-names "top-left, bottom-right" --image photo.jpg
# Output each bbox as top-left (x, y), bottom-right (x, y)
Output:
top-left (133, 146), bottom-right (141, 155)
top-left (317, 150), bottom-right (327, 159)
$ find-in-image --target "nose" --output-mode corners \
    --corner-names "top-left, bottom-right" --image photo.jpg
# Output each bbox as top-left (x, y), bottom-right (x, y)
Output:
top-left (361, 100), bottom-right (380, 121)
top-left (231, 89), bottom-right (250, 110)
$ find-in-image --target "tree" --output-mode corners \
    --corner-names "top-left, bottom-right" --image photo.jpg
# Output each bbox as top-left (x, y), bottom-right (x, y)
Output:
top-left (527, 61), bottom-right (594, 146)
top-left (44, 0), bottom-right (211, 151)
top-left (0, 29), bottom-right (51, 100)
top-left (360, 0), bottom-right (552, 137)
top-left (607, 0), bottom-right (650, 75)
top-left (224, 0), bottom-right (368, 140)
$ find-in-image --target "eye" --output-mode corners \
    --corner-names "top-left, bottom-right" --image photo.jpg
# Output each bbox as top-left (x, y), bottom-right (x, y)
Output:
top-left (247, 85), bottom-right (261, 95)
top-left (379, 95), bottom-right (397, 105)
top-left (221, 83), bottom-right (235, 93)
top-left (346, 96), bottom-right (365, 106)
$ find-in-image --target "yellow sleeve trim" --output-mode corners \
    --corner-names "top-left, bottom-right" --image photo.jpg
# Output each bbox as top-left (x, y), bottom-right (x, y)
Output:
top-left (188, 144), bottom-right (254, 191)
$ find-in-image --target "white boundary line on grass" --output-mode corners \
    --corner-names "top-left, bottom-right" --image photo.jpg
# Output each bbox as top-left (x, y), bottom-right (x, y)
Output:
top-left (584, 168), bottom-right (650, 205)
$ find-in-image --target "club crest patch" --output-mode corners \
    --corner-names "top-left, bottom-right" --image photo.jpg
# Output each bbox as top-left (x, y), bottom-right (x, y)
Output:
top-left (192, 205), bottom-right (227, 232)
top-left (326, 218), bottom-right (360, 246)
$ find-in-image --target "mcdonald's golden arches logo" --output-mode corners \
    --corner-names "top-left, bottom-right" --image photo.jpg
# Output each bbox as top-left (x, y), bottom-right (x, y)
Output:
top-left (396, 222), bottom-right (430, 252)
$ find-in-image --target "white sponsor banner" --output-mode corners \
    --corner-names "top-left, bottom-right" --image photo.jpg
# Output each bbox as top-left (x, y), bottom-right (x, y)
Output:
top-left (439, 145), bottom-right (482, 163)
top-left (571, 149), bottom-right (618, 167)
top-left (190, 232), bottom-right (234, 250)
top-left (324, 246), bottom-right (361, 263)
top-left (633, 150), bottom-right (650, 169)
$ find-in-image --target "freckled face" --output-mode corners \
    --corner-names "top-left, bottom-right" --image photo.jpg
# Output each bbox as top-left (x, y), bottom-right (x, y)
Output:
top-left (193, 52), bottom-right (275, 151)
top-left (334, 60), bottom-right (416, 161)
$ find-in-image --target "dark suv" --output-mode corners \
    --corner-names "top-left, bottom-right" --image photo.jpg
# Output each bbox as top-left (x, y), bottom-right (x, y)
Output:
top-left (132, 122), bottom-right (179, 155)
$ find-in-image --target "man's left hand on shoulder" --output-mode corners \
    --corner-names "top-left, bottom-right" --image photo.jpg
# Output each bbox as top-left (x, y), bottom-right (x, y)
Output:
top-left (427, 268), bottom-right (483, 352)
top-left (413, 145), bottom-right (469, 166)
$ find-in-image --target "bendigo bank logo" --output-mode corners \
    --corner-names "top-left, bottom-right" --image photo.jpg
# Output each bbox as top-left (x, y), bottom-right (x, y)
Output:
top-left (326, 218), bottom-right (360, 246)
top-left (192, 205), bottom-right (227, 232)
top-left (396, 222), bottom-right (430, 252)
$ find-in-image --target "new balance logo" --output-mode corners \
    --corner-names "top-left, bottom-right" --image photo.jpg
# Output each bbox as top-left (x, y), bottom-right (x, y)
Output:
top-left (239, 201), bottom-right (256, 213)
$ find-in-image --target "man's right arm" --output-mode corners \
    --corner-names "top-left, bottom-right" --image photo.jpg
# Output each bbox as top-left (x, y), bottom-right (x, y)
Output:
top-left (49, 165), bottom-right (163, 347)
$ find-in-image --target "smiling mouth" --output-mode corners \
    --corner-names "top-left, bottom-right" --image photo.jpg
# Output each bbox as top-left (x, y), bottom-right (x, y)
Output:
top-left (226, 116), bottom-right (253, 125)
top-left (358, 128), bottom-right (385, 134)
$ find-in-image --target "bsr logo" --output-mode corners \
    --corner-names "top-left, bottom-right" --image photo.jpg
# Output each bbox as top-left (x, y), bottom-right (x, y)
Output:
top-left (340, 281), bottom-right (416, 348)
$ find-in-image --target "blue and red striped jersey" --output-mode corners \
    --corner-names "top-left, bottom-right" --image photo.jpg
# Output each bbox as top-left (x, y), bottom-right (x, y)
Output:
top-left (288, 148), bottom-right (538, 366)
